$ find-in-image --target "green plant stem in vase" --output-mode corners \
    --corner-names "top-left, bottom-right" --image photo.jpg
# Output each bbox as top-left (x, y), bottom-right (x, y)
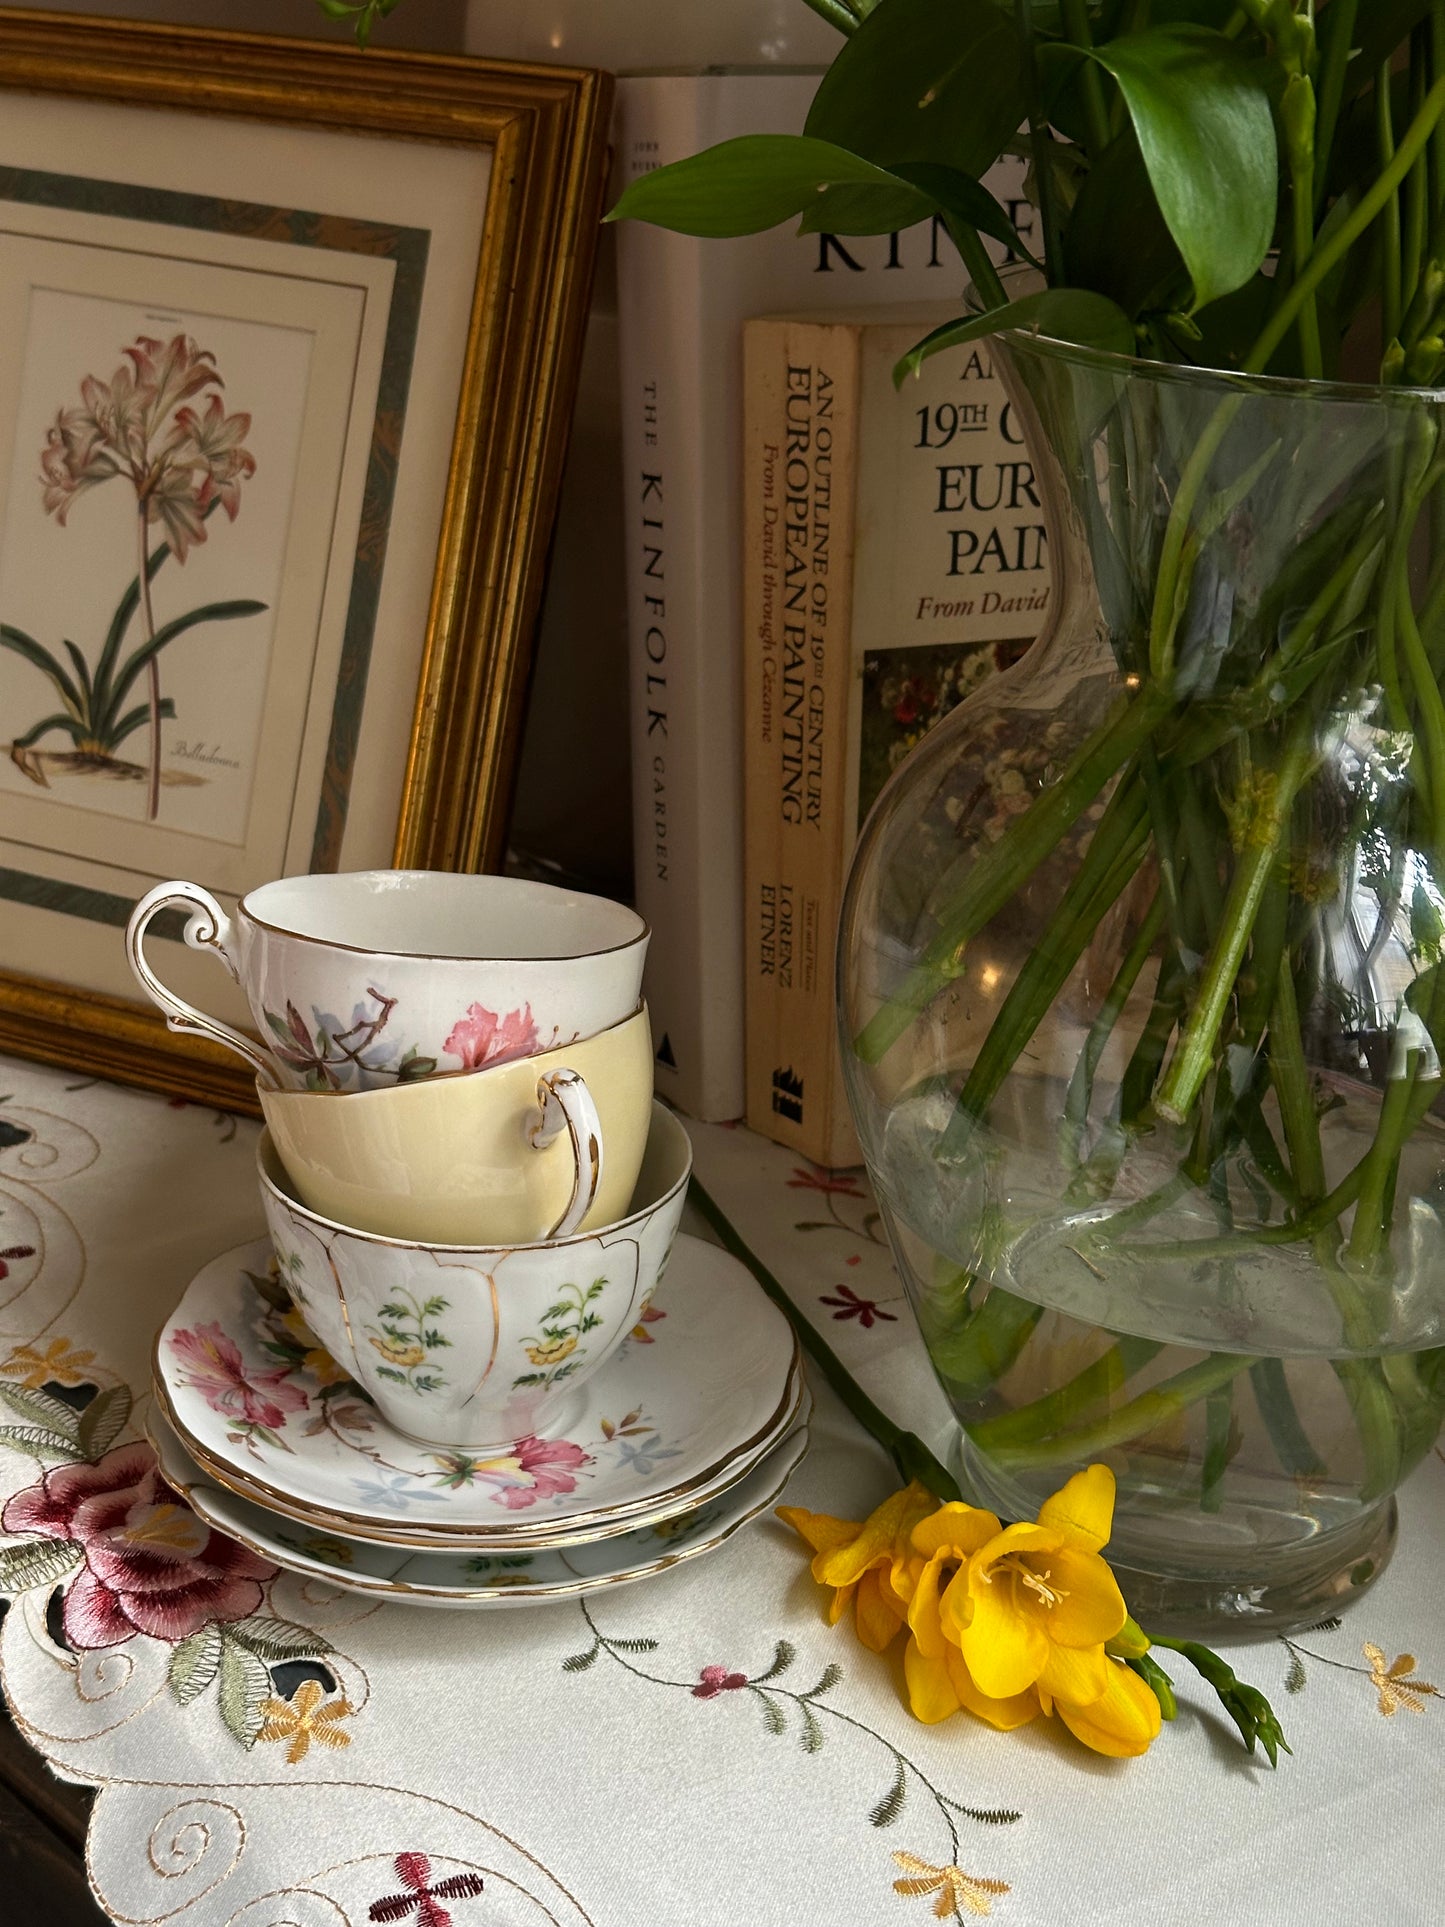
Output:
top-left (614, 0), bottom-right (1445, 1632)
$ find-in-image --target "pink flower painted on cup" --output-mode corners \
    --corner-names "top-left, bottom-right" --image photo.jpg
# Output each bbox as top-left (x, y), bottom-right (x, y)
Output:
top-left (443, 1002), bottom-right (540, 1073)
top-left (489, 1433), bottom-right (590, 1511)
top-left (169, 1320), bottom-right (308, 1431)
top-left (1, 1441), bottom-right (276, 1649)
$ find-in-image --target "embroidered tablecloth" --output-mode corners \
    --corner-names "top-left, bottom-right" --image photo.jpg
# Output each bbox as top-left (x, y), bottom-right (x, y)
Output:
top-left (0, 1051), bottom-right (1440, 1926)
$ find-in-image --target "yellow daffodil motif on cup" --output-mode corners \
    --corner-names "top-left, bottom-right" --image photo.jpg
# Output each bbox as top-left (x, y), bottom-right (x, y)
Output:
top-left (780, 1465), bottom-right (1162, 1760)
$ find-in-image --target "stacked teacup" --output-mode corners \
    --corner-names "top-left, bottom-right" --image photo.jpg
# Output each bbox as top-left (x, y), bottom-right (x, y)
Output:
top-left (127, 871), bottom-right (806, 1609)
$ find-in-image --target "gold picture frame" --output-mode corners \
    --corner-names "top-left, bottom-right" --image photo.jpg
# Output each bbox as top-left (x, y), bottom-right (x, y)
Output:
top-left (0, 8), bottom-right (611, 1113)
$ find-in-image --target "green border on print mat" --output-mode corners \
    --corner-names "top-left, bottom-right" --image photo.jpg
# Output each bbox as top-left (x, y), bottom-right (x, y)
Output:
top-left (0, 163), bottom-right (430, 926)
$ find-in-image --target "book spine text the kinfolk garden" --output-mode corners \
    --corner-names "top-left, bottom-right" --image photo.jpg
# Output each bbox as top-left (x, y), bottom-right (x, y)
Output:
top-left (742, 310), bottom-right (1052, 1164)
top-left (615, 73), bottom-right (1032, 1123)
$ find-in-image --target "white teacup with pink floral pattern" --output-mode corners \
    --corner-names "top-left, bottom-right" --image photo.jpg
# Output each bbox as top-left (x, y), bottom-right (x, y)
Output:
top-left (255, 1100), bottom-right (691, 1450)
top-left (125, 869), bottom-right (649, 1093)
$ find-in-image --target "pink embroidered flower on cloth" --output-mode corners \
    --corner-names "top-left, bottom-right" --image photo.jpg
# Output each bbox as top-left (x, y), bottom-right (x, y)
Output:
top-left (489, 1434), bottom-right (590, 1510)
top-left (168, 1320), bottom-right (308, 1430)
top-left (443, 1002), bottom-right (539, 1072)
top-left (1, 1441), bottom-right (276, 1649)
top-left (692, 1665), bottom-right (748, 1698)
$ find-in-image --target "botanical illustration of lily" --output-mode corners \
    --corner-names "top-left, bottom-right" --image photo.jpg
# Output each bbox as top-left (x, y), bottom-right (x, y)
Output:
top-left (4, 333), bottom-right (264, 818)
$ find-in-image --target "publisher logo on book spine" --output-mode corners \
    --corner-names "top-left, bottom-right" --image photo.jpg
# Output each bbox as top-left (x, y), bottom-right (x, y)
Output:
top-left (771, 1066), bottom-right (804, 1125)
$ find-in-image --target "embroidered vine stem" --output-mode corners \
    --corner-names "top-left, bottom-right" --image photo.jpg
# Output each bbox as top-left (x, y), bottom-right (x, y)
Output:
top-left (567, 1599), bottom-right (1019, 1855)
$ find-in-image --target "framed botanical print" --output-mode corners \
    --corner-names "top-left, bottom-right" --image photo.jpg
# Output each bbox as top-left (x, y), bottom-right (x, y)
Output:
top-left (0, 8), bottom-right (611, 1111)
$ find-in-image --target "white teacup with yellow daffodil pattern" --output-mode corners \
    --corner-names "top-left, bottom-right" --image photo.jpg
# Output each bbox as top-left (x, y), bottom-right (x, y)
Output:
top-left (255, 1101), bottom-right (691, 1450)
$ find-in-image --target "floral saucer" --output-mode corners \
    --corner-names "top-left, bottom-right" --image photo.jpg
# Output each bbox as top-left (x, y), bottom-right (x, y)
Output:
top-left (153, 1235), bottom-right (802, 1551)
top-left (147, 1409), bottom-right (810, 1610)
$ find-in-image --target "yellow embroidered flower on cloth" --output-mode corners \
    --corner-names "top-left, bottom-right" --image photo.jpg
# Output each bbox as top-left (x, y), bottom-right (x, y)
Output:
top-left (780, 1464), bottom-right (1162, 1760)
top-left (1, 1336), bottom-right (97, 1389)
top-left (257, 1679), bottom-right (354, 1763)
top-left (777, 1480), bottom-right (935, 1652)
top-left (892, 1851), bottom-right (1010, 1919)
top-left (1363, 1643), bottom-right (1439, 1716)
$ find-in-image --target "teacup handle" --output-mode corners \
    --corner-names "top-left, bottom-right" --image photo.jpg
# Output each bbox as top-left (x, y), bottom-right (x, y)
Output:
top-left (528, 1067), bottom-right (604, 1240)
top-left (126, 880), bottom-right (273, 1081)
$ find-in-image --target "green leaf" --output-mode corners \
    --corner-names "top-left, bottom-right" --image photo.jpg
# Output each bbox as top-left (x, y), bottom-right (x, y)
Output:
top-left (11, 712), bottom-right (84, 750)
top-left (1089, 26), bottom-right (1276, 311)
top-left (868, 1758), bottom-right (907, 1828)
top-left (108, 698), bottom-right (176, 749)
top-left (0, 1426), bottom-right (85, 1463)
top-left (751, 1638), bottom-right (796, 1683)
top-left (89, 534), bottom-right (177, 724)
top-left (168, 1623), bottom-right (223, 1705)
top-left (561, 1642), bottom-right (599, 1672)
top-left (889, 162), bottom-right (1034, 257)
top-left (805, 0), bottom-right (1025, 181)
top-left (803, 1662), bottom-right (843, 1699)
top-left (0, 625), bottom-right (83, 715)
top-left (77, 1384), bottom-right (132, 1459)
top-left (796, 181), bottom-right (937, 237)
top-left (226, 1614), bottom-right (329, 1661)
top-left (100, 599), bottom-right (268, 732)
top-left (798, 1702), bottom-right (825, 1753)
top-left (0, 1381), bottom-right (81, 1438)
top-left (0, 1537), bottom-right (81, 1594)
top-left (607, 135), bottom-right (941, 239)
top-left (217, 1632), bottom-right (271, 1747)
top-left (895, 287), bottom-right (1134, 382)
top-left (1063, 128), bottom-right (1187, 319)
top-left (756, 1690), bottom-right (788, 1737)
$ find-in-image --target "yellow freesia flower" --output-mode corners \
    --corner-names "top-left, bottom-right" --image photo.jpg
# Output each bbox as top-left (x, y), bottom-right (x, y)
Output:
top-left (1042, 1652), bottom-right (1162, 1758)
top-left (948, 1464), bottom-right (1128, 1708)
top-left (901, 1503), bottom-right (1041, 1731)
top-left (780, 1464), bottom-right (1161, 1760)
top-left (777, 1480), bottom-right (935, 1652)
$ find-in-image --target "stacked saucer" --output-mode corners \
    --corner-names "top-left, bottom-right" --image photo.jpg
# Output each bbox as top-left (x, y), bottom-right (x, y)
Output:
top-left (149, 1232), bottom-right (808, 1610)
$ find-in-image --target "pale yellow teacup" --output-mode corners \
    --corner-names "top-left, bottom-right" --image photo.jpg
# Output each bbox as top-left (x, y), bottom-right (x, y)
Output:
top-left (260, 1005), bottom-right (653, 1246)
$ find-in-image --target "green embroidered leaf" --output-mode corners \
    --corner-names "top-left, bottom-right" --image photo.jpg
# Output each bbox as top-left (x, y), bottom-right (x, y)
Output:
top-left (869, 1759), bottom-right (908, 1829)
top-left (217, 1632), bottom-right (271, 1747)
top-left (77, 1384), bottom-right (132, 1459)
top-left (374, 1367), bottom-right (407, 1385)
top-left (0, 1381), bottom-right (82, 1438)
top-left (226, 1615), bottom-right (329, 1661)
top-left (0, 1537), bottom-right (81, 1594)
top-left (756, 1690), bottom-right (788, 1737)
top-left (0, 1426), bottom-right (85, 1463)
top-left (948, 1803), bottom-right (1022, 1826)
top-left (1284, 1652), bottom-right (1307, 1695)
top-left (803, 1663), bottom-right (843, 1701)
top-left (168, 1623), bottom-right (223, 1705)
top-left (606, 1636), bottom-right (659, 1654)
top-left (1300, 1615), bottom-right (1341, 1634)
top-left (798, 1702), bottom-right (825, 1755)
top-left (752, 1640), bottom-right (796, 1684)
top-left (561, 1643), bottom-right (600, 1672)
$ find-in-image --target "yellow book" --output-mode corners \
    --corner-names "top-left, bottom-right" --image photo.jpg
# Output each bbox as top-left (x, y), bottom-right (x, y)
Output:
top-left (742, 306), bottom-right (1053, 1164)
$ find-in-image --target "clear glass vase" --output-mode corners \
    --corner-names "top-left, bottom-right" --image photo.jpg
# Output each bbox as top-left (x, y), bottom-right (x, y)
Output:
top-left (839, 324), bottom-right (1445, 1632)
